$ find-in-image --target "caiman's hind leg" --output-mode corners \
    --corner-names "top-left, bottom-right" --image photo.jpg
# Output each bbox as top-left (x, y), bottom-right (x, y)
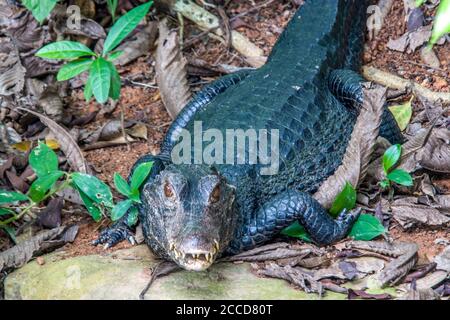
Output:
top-left (328, 69), bottom-right (404, 144)
top-left (93, 155), bottom-right (167, 248)
top-left (226, 190), bottom-right (360, 255)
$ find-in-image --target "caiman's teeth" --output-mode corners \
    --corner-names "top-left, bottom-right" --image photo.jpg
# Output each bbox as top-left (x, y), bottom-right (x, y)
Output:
top-left (206, 253), bottom-right (212, 262)
top-left (169, 242), bottom-right (175, 251)
top-left (214, 239), bottom-right (220, 251)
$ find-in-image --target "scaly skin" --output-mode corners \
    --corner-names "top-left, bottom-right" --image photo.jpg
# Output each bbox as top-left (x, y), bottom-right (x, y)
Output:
top-left (94, 0), bottom-right (403, 271)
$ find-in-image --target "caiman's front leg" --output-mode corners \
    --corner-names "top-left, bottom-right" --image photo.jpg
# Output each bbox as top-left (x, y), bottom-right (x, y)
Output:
top-left (227, 190), bottom-right (360, 255)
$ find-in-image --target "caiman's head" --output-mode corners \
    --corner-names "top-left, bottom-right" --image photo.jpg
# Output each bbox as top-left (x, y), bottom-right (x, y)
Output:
top-left (141, 163), bottom-right (237, 271)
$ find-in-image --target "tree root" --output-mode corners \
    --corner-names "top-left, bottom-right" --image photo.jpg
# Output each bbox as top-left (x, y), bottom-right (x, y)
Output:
top-left (362, 65), bottom-right (450, 104)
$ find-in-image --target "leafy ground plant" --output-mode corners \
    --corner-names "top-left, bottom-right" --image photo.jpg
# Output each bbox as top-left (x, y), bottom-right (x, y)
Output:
top-left (35, 1), bottom-right (153, 104)
top-left (416, 0), bottom-right (450, 46)
top-left (379, 144), bottom-right (413, 189)
top-left (0, 143), bottom-right (152, 233)
top-left (281, 182), bottom-right (386, 242)
top-left (21, 0), bottom-right (58, 23)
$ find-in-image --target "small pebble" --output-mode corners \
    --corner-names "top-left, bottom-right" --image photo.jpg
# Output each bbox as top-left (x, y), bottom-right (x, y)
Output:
top-left (36, 257), bottom-right (45, 266)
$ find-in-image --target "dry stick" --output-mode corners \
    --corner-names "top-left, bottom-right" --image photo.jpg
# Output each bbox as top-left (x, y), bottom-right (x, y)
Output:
top-left (229, 0), bottom-right (277, 22)
top-left (118, 103), bottom-right (130, 151)
top-left (362, 65), bottom-right (450, 104)
top-left (171, 0), bottom-right (265, 67)
top-left (139, 261), bottom-right (180, 300)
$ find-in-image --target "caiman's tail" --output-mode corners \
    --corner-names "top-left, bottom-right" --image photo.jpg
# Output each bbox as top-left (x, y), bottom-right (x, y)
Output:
top-left (266, 0), bottom-right (370, 73)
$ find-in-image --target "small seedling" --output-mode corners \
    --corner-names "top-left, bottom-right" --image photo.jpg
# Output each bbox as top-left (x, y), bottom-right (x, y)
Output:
top-left (21, 0), bottom-right (58, 23)
top-left (111, 161), bottom-right (154, 226)
top-left (379, 144), bottom-right (413, 189)
top-left (0, 143), bottom-right (153, 233)
top-left (35, 1), bottom-right (153, 104)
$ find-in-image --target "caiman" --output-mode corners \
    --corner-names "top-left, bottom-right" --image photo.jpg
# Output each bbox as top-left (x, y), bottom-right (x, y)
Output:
top-left (94, 0), bottom-right (403, 271)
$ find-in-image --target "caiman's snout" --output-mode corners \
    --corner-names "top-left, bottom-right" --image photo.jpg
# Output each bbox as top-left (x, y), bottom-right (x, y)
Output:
top-left (169, 236), bottom-right (220, 271)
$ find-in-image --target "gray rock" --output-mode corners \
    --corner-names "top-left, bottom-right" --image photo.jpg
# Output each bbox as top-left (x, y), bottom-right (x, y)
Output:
top-left (4, 245), bottom-right (346, 300)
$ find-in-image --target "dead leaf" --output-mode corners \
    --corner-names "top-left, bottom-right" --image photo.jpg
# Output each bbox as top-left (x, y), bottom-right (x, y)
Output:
top-left (434, 246), bottom-right (450, 273)
top-left (5, 170), bottom-right (29, 193)
top-left (415, 270), bottom-right (448, 290)
top-left (155, 19), bottom-right (191, 119)
top-left (314, 85), bottom-right (386, 208)
top-left (0, 227), bottom-right (66, 272)
top-left (38, 85), bottom-right (64, 122)
top-left (348, 289), bottom-right (392, 300)
top-left (387, 25), bottom-right (432, 53)
top-left (36, 197), bottom-right (63, 229)
top-left (388, 197), bottom-right (450, 229)
top-left (0, 37), bottom-right (25, 96)
top-left (417, 128), bottom-right (450, 173)
top-left (115, 22), bottom-right (158, 66)
top-left (420, 46), bottom-right (440, 68)
top-left (17, 108), bottom-right (90, 174)
top-left (127, 123), bottom-right (148, 140)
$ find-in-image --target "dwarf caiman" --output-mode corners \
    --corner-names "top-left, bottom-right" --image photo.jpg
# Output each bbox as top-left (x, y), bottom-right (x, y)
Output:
top-left (94, 0), bottom-right (403, 271)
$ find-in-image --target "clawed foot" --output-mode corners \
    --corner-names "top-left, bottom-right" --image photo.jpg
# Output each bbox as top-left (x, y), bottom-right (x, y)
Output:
top-left (336, 207), bottom-right (361, 233)
top-left (92, 223), bottom-right (136, 249)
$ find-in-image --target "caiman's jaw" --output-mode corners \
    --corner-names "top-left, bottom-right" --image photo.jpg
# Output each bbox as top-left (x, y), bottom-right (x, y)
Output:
top-left (169, 239), bottom-right (220, 271)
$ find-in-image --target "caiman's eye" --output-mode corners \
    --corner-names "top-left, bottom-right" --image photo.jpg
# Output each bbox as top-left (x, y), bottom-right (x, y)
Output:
top-left (164, 182), bottom-right (174, 198)
top-left (210, 185), bottom-right (220, 203)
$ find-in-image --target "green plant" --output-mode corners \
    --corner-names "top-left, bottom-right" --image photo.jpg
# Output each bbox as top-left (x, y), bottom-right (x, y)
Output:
top-left (379, 144), bottom-right (413, 189)
top-left (416, 0), bottom-right (450, 46)
top-left (35, 1), bottom-right (153, 104)
top-left (107, 0), bottom-right (119, 23)
top-left (22, 0), bottom-right (58, 23)
top-left (281, 182), bottom-right (386, 242)
top-left (111, 162), bottom-right (153, 226)
top-left (0, 143), bottom-right (152, 233)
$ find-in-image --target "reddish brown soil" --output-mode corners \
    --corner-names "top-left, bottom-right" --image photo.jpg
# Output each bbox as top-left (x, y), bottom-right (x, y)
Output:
top-left (54, 1), bottom-right (448, 258)
top-left (364, 0), bottom-right (449, 92)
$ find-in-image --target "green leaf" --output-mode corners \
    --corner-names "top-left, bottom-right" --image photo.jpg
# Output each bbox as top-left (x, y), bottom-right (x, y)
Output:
top-left (29, 142), bottom-right (59, 177)
top-left (379, 179), bottom-right (390, 189)
top-left (36, 41), bottom-right (96, 60)
top-left (329, 182), bottom-right (357, 217)
top-left (0, 207), bottom-right (14, 216)
top-left (382, 144), bottom-right (401, 174)
top-left (71, 173), bottom-right (113, 208)
top-left (74, 185), bottom-right (102, 222)
top-left (388, 97), bottom-right (413, 131)
top-left (22, 0), bottom-right (57, 23)
top-left (130, 161), bottom-right (154, 192)
top-left (349, 214), bottom-right (386, 241)
top-left (111, 199), bottom-right (133, 221)
top-left (84, 71), bottom-right (93, 101)
top-left (28, 171), bottom-right (64, 203)
top-left (430, 0), bottom-right (450, 45)
top-left (387, 169), bottom-right (413, 187)
top-left (127, 206), bottom-right (139, 227)
top-left (106, 0), bottom-right (119, 22)
top-left (1, 225), bottom-right (17, 244)
top-left (107, 50), bottom-right (124, 61)
top-left (281, 221), bottom-right (312, 243)
top-left (108, 62), bottom-right (121, 100)
top-left (102, 1), bottom-right (153, 55)
top-left (113, 173), bottom-right (131, 197)
top-left (57, 58), bottom-right (93, 81)
top-left (0, 191), bottom-right (29, 204)
top-left (90, 57), bottom-right (112, 104)
top-left (415, 0), bottom-right (426, 7)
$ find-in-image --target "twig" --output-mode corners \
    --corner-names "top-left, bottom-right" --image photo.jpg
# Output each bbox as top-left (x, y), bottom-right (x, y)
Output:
top-left (229, 0), bottom-right (277, 21)
top-left (362, 65), bottom-right (450, 104)
top-left (118, 103), bottom-right (130, 151)
top-left (139, 261), bottom-right (180, 299)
